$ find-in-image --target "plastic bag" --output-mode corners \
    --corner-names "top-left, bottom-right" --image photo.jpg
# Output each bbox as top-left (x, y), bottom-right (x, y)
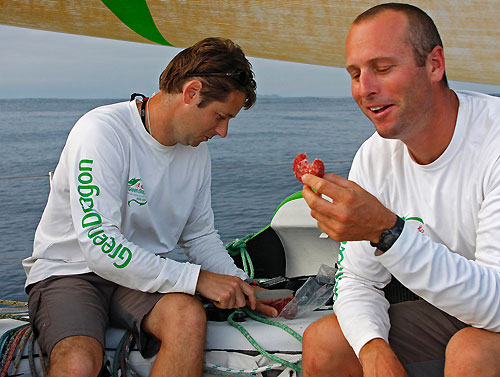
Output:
top-left (277, 264), bottom-right (336, 319)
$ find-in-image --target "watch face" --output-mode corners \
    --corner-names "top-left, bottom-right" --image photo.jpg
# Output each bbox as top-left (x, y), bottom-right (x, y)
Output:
top-left (371, 216), bottom-right (405, 252)
top-left (379, 229), bottom-right (398, 252)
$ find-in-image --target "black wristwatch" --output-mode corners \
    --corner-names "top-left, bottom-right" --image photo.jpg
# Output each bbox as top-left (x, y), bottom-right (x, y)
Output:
top-left (370, 216), bottom-right (405, 253)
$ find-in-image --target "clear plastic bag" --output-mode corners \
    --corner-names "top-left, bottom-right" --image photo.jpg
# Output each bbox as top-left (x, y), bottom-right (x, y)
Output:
top-left (278, 264), bottom-right (336, 319)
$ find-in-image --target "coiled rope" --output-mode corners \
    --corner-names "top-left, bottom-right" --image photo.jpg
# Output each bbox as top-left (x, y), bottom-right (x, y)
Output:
top-left (0, 312), bottom-right (47, 377)
top-left (225, 234), bottom-right (257, 279)
top-left (0, 325), bottom-right (30, 376)
top-left (0, 305), bottom-right (47, 377)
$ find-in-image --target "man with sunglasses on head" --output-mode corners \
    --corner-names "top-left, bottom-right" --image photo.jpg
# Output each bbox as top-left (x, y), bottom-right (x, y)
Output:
top-left (301, 3), bottom-right (500, 377)
top-left (23, 37), bottom-right (277, 377)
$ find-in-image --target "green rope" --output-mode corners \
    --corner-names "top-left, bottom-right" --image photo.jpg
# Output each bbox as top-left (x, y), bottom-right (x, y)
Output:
top-left (225, 228), bottom-right (303, 373)
top-left (240, 308), bottom-right (302, 342)
top-left (0, 314), bottom-right (29, 322)
top-left (225, 235), bottom-right (256, 279)
top-left (227, 309), bottom-right (302, 373)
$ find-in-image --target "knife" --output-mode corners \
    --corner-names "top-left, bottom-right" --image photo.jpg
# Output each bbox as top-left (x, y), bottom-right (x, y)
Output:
top-left (255, 289), bottom-right (294, 300)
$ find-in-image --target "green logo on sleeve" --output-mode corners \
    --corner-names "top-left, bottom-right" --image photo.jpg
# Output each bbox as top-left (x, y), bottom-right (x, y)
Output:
top-left (78, 159), bottom-right (133, 269)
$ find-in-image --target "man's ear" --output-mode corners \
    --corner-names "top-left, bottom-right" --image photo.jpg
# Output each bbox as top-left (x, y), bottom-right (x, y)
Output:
top-left (427, 45), bottom-right (446, 83)
top-left (183, 80), bottom-right (202, 104)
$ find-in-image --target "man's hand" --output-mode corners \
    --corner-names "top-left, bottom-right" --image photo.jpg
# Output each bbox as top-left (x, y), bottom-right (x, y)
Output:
top-left (195, 271), bottom-right (283, 317)
top-left (196, 270), bottom-right (257, 310)
top-left (302, 173), bottom-right (397, 243)
top-left (359, 338), bottom-right (408, 377)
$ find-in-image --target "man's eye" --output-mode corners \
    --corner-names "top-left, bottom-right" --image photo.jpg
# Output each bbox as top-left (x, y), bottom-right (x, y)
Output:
top-left (348, 71), bottom-right (360, 79)
top-left (376, 66), bottom-right (392, 73)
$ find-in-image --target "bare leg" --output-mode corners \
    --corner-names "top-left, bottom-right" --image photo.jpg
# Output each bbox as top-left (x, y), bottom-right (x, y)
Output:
top-left (47, 335), bottom-right (103, 377)
top-left (302, 313), bottom-right (363, 377)
top-left (445, 327), bottom-right (500, 377)
top-left (143, 293), bottom-right (206, 377)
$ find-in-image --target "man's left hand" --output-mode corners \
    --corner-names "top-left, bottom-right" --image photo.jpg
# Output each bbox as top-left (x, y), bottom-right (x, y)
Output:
top-left (251, 286), bottom-right (284, 317)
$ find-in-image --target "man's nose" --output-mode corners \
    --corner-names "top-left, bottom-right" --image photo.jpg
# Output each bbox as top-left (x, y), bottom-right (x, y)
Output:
top-left (215, 120), bottom-right (229, 138)
top-left (358, 71), bottom-right (379, 98)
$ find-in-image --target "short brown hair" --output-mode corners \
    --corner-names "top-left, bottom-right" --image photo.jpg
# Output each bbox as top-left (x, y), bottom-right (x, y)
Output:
top-left (159, 37), bottom-right (257, 109)
top-left (354, 3), bottom-right (448, 86)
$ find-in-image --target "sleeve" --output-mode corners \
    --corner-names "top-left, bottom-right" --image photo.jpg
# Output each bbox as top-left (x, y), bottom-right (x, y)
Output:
top-left (377, 157), bottom-right (500, 332)
top-left (65, 111), bottom-right (201, 295)
top-left (333, 143), bottom-right (394, 357)
top-left (177, 151), bottom-right (248, 280)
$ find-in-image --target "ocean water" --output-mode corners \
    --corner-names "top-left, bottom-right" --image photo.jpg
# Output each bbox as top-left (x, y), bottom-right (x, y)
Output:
top-left (0, 97), bottom-right (373, 302)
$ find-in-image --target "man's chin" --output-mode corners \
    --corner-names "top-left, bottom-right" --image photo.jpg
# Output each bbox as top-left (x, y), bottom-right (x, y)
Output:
top-left (190, 140), bottom-right (203, 147)
top-left (374, 124), bottom-right (402, 140)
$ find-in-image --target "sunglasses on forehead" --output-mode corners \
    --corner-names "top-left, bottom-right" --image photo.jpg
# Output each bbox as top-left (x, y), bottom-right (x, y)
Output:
top-left (186, 71), bottom-right (254, 87)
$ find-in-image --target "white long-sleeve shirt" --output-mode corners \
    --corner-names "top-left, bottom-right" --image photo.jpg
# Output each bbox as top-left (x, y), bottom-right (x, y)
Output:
top-left (333, 91), bottom-right (500, 356)
top-left (23, 100), bottom-right (247, 293)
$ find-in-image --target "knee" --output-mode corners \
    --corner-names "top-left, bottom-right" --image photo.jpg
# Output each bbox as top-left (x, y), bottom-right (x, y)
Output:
top-left (303, 314), bottom-right (342, 357)
top-left (150, 293), bottom-right (206, 338)
top-left (445, 327), bottom-right (500, 377)
top-left (446, 327), bottom-right (480, 367)
top-left (303, 314), bottom-right (359, 377)
top-left (177, 295), bottom-right (206, 333)
top-left (303, 318), bottom-right (328, 353)
top-left (49, 336), bottom-right (103, 377)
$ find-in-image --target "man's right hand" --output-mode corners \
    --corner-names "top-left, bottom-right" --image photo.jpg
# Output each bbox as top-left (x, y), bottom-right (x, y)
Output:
top-left (302, 173), bottom-right (397, 244)
top-left (196, 270), bottom-right (257, 310)
top-left (359, 338), bottom-right (408, 377)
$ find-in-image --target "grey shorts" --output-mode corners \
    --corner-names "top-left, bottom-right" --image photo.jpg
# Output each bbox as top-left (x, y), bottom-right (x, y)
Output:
top-left (388, 300), bottom-right (469, 376)
top-left (27, 273), bottom-right (164, 358)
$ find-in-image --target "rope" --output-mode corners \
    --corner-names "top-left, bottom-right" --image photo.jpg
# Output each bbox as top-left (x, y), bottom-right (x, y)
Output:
top-left (27, 331), bottom-right (39, 377)
top-left (0, 324), bottom-right (30, 377)
top-left (12, 326), bottom-right (32, 375)
top-left (113, 331), bottom-right (138, 377)
top-left (240, 308), bottom-right (302, 342)
top-left (0, 300), bottom-right (28, 307)
top-left (27, 330), bottom-right (48, 377)
top-left (0, 325), bottom-right (25, 362)
top-left (0, 312), bottom-right (46, 376)
top-left (225, 235), bottom-right (256, 279)
top-left (0, 314), bottom-right (29, 322)
top-left (225, 229), bottom-right (305, 374)
top-left (39, 341), bottom-right (49, 376)
top-left (227, 309), bottom-right (302, 373)
top-left (122, 333), bottom-right (139, 377)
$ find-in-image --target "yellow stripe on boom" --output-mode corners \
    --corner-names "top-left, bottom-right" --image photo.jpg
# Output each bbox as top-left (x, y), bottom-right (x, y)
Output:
top-left (1, 0), bottom-right (499, 85)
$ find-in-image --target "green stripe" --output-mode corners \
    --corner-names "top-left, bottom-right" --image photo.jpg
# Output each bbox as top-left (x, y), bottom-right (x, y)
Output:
top-left (101, 0), bottom-right (172, 46)
top-left (404, 216), bottom-right (424, 224)
top-left (271, 191), bottom-right (303, 219)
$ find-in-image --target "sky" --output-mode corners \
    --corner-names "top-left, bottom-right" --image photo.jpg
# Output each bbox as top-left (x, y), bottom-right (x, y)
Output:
top-left (1, 24), bottom-right (499, 99)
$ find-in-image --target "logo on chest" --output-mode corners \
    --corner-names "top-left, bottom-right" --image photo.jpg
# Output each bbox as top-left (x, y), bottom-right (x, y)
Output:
top-left (127, 178), bottom-right (148, 207)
